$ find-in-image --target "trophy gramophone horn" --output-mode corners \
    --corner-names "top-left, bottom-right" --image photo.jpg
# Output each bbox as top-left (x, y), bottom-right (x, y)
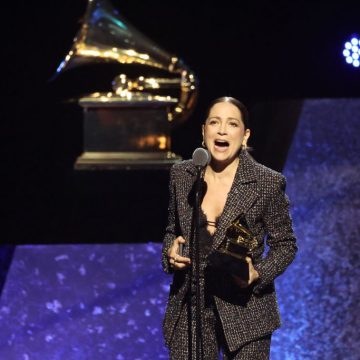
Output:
top-left (55, 0), bottom-right (197, 124)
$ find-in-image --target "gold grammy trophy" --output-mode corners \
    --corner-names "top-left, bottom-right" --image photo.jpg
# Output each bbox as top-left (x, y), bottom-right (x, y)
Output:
top-left (208, 217), bottom-right (258, 281)
top-left (55, 0), bottom-right (197, 169)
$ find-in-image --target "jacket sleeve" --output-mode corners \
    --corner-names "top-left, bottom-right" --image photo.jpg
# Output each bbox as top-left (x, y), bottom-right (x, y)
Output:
top-left (161, 166), bottom-right (177, 274)
top-left (253, 174), bottom-right (297, 294)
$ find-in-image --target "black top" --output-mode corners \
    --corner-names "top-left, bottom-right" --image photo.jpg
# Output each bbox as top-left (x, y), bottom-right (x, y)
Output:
top-left (199, 208), bottom-right (219, 260)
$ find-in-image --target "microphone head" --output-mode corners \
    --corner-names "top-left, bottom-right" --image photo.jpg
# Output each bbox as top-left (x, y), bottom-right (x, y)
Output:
top-left (192, 148), bottom-right (211, 167)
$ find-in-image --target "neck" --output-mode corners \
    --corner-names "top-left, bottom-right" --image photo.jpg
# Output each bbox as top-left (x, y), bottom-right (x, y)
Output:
top-left (206, 156), bottom-right (239, 180)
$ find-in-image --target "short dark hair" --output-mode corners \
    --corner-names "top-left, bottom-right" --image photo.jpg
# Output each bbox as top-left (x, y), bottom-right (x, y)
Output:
top-left (206, 96), bottom-right (250, 129)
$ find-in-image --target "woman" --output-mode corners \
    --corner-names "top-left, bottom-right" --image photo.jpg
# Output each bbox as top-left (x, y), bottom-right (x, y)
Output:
top-left (162, 96), bottom-right (297, 359)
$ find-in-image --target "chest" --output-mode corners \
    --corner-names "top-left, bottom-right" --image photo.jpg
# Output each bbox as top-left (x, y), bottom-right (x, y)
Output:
top-left (201, 179), bottom-right (233, 221)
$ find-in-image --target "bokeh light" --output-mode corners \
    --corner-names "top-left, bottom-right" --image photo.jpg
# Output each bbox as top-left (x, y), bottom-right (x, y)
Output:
top-left (343, 36), bottom-right (360, 68)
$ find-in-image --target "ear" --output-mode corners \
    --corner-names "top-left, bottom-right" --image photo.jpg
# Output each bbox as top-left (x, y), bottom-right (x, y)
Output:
top-left (242, 128), bottom-right (251, 146)
top-left (202, 124), bottom-right (205, 138)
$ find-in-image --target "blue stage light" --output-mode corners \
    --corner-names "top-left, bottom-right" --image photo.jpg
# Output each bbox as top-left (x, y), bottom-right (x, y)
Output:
top-left (343, 37), bottom-right (360, 68)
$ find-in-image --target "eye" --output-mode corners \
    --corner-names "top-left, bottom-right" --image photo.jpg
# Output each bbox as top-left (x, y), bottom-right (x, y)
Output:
top-left (208, 118), bottom-right (219, 125)
top-left (229, 121), bottom-right (239, 127)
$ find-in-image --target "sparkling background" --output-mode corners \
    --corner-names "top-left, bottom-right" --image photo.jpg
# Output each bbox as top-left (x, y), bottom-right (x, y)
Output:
top-left (0, 243), bottom-right (170, 360)
top-left (1, 99), bottom-right (360, 359)
top-left (271, 99), bottom-right (360, 360)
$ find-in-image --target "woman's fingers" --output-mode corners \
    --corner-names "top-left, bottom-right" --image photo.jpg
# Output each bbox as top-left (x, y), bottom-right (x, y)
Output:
top-left (170, 253), bottom-right (191, 270)
top-left (172, 261), bottom-right (189, 270)
top-left (175, 236), bottom-right (186, 245)
top-left (174, 254), bottom-right (191, 264)
top-left (245, 256), bottom-right (260, 284)
top-left (168, 236), bottom-right (185, 256)
top-left (167, 237), bottom-right (191, 270)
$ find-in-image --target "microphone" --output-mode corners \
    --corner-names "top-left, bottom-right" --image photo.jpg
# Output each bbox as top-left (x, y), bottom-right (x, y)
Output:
top-left (192, 147), bottom-right (211, 168)
top-left (178, 148), bottom-right (210, 258)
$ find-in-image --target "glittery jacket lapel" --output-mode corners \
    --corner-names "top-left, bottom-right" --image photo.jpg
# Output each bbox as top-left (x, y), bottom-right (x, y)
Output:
top-left (175, 161), bottom-right (197, 256)
top-left (211, 151), bottom-right (259, 252)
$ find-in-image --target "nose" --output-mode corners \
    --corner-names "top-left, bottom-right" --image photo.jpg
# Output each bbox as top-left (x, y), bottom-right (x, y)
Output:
top-left (217, 123), bottom-right (227, 135)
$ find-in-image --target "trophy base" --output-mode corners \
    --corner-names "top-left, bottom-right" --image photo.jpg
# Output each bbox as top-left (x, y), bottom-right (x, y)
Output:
top-left (76, 96), bottom-right (181, 171)
top-left (75, 151), bottom-right (182, 170)
top-left (208, 249), bottom-right (249, 281)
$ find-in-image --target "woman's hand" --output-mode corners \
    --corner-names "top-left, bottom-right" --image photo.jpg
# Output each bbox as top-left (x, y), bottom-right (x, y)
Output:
top-left (167, 236), bottom-right (191, 270)
top-left (232, 256), bottom-right (259, 288)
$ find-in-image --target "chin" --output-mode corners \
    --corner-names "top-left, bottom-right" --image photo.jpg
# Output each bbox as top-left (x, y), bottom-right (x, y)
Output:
top-left (211, 153), bottom-right (237, 164)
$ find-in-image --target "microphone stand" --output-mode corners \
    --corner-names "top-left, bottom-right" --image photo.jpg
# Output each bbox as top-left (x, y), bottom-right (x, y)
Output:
top-left (190, 147), bottom-right (209, 359)
top-left (192, 165), bottom-right (203, 360)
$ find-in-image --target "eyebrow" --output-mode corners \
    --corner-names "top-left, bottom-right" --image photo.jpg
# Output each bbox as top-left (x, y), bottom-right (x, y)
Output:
top-left (207, 116), bottom-right (241, 122)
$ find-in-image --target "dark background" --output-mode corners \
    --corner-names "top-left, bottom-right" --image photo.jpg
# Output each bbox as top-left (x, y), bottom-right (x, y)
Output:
top-left (3, 0), bottom-right (360, 244)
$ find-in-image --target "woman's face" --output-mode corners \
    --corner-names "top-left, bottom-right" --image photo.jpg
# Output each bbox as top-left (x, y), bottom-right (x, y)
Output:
top-left (202, 101), bottom-right (250, 165)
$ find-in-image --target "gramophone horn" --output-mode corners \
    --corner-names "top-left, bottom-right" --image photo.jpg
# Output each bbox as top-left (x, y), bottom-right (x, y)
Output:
top-left (55, 0), bottom-right (197, 124)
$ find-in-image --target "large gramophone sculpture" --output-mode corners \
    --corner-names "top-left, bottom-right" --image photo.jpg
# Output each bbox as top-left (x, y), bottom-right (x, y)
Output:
top-left (55, 0), bottom-right (197, 169)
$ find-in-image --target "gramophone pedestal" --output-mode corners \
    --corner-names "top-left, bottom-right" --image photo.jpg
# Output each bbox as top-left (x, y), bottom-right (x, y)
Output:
top-left (75, 97), bottom-right (182, 170)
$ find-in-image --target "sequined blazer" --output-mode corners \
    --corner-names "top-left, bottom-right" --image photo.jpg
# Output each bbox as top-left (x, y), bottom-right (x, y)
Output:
top-left (162, 150), bottom-right (297, 352)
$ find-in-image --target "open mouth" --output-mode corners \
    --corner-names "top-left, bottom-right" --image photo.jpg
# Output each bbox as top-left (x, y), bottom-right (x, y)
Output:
top-left (214, 140), bottom-right (229, 148)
